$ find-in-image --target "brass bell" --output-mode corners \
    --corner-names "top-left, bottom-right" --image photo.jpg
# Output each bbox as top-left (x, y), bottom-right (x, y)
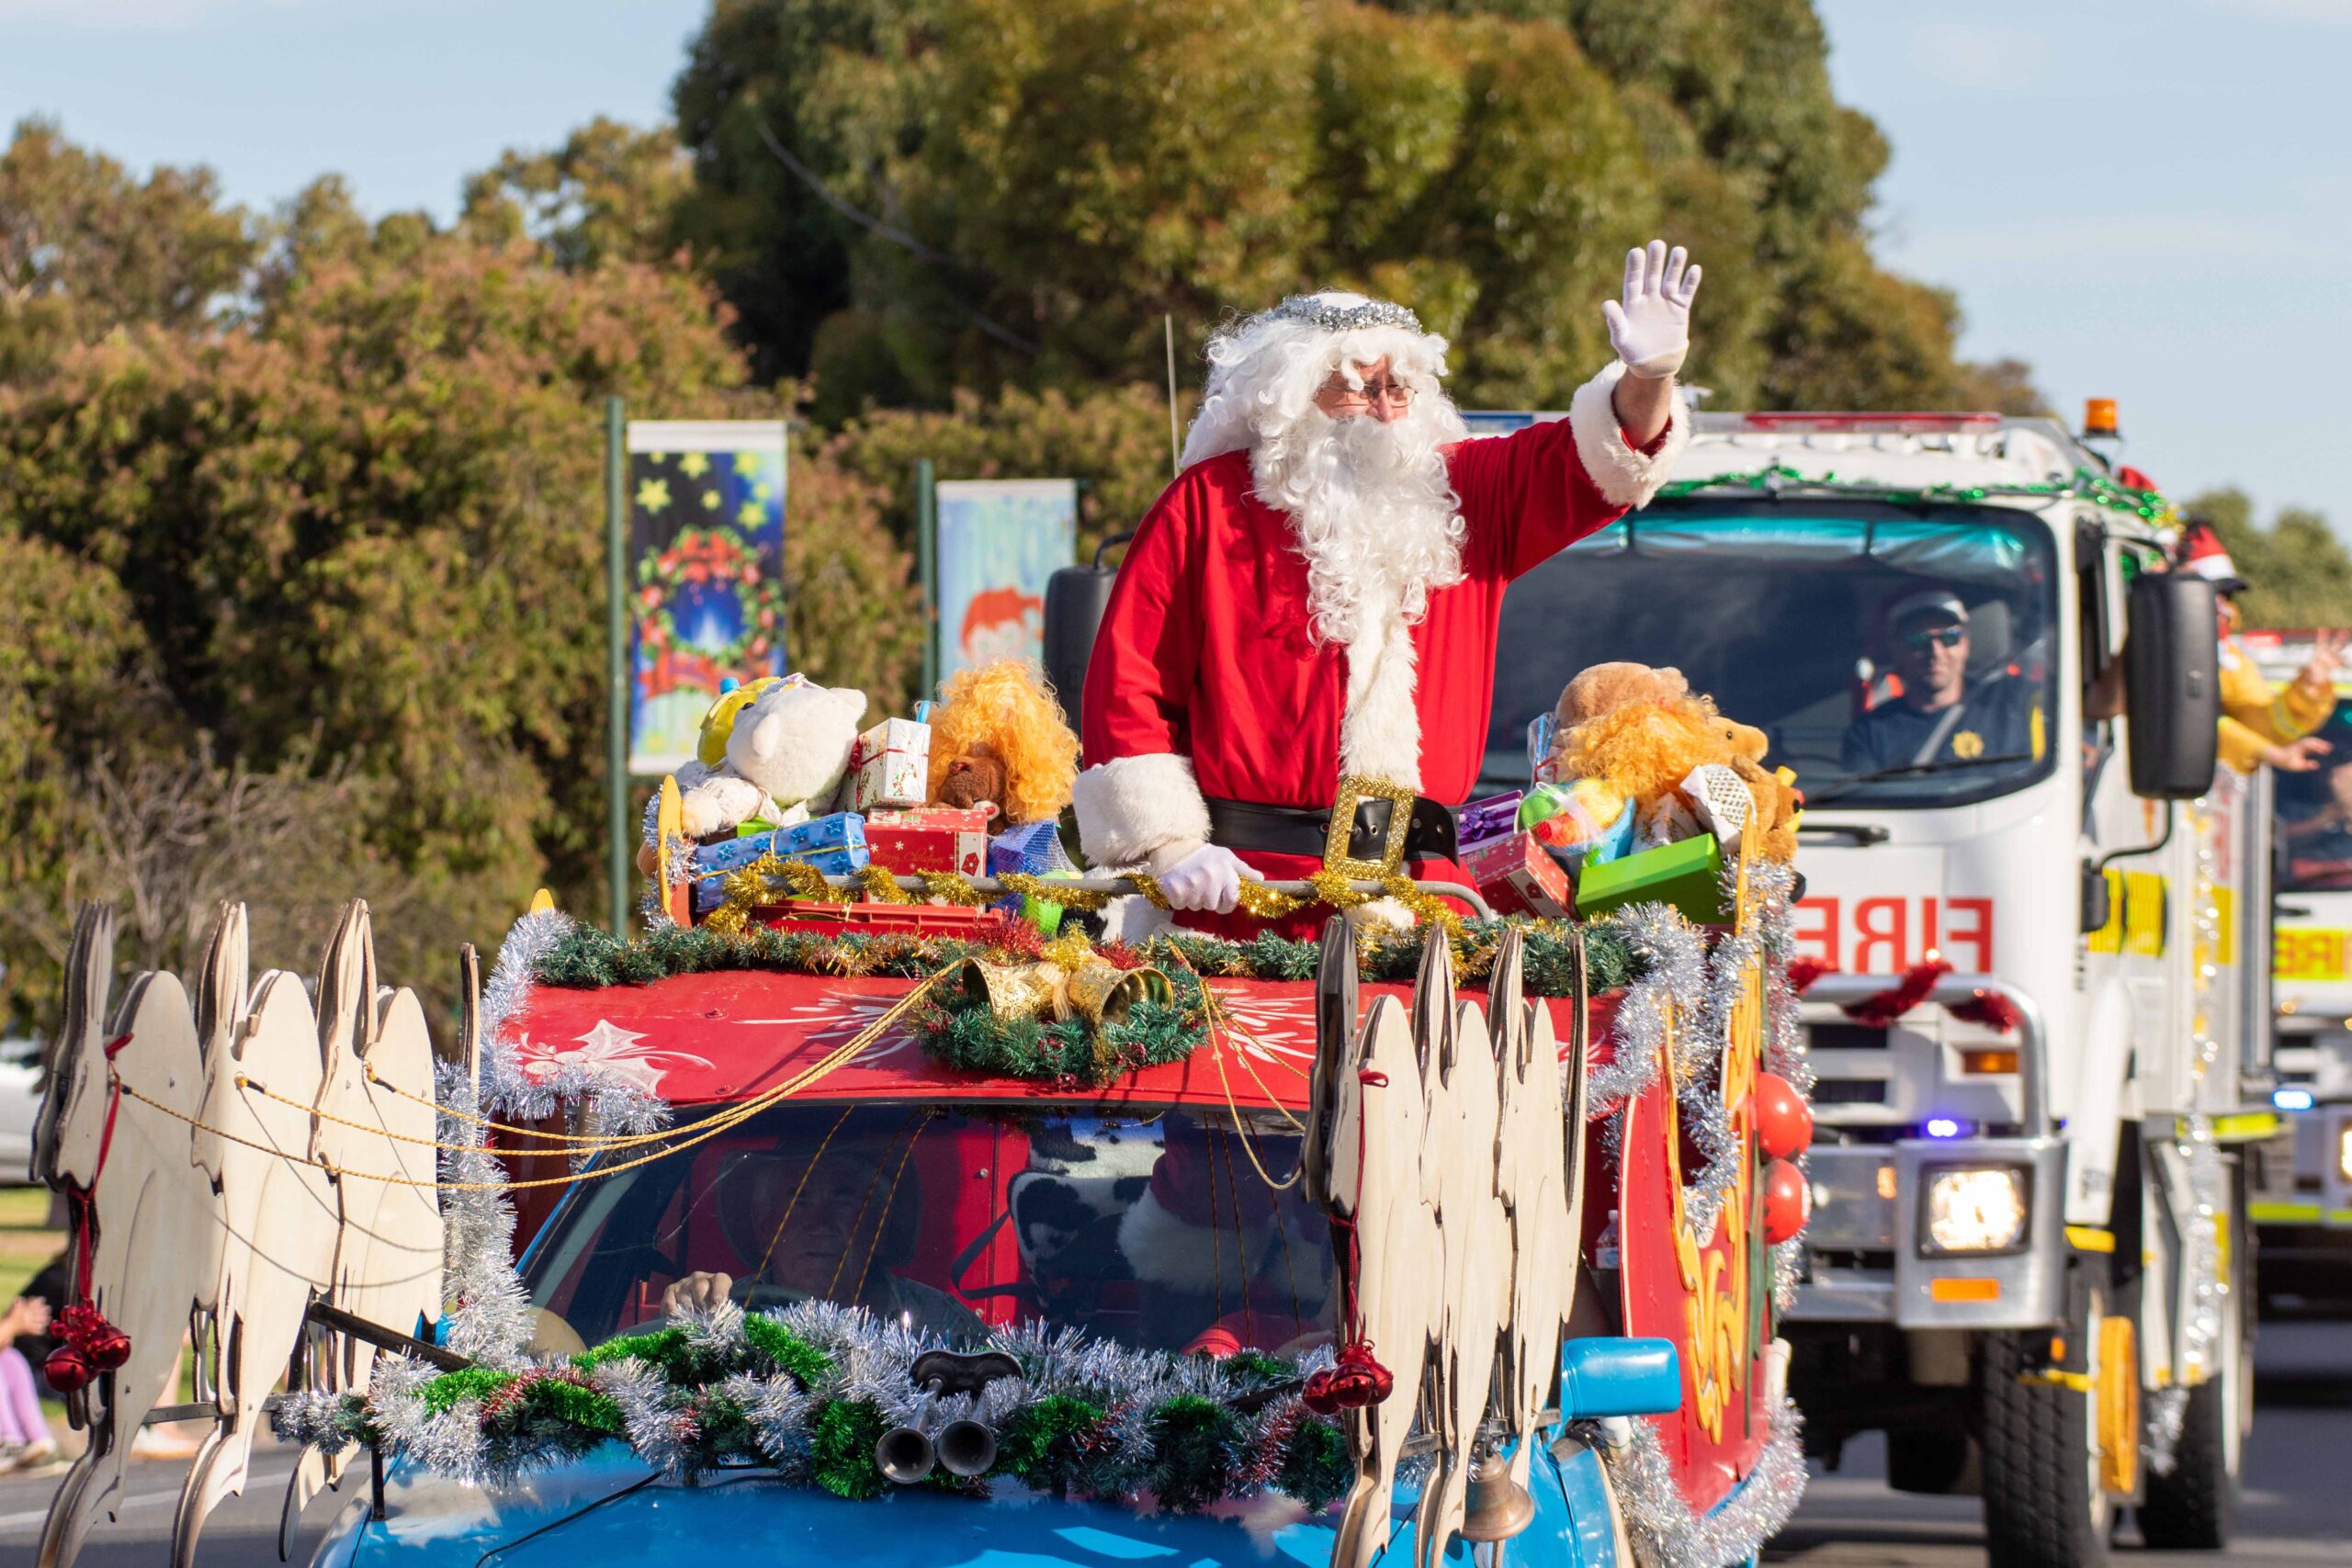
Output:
top-left (1459, 1448), bottom-right (1536, 1541)
top-left (1058, 959), bottom-right (1174, 1028)
top-left (960, 959), bottom-right (1060, 1021)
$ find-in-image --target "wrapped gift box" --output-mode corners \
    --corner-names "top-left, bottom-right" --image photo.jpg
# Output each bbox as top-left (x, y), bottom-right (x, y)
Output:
top-left (1457, 791), bottom-right (1523, 851)
top-left (987, 819), bottom-right (1065, 877)
top-left (691, 840), bottom-right (868, 915)
top-left (1458, 829), bottom-right (1573, 919)
top-left (691, 812), bottom-right (865, 877)
top-left (847, 717), bottom-right (932, 812)
top-left (1570, 833), bottom-right (1729, 924)
top-left (865, 806), bottom-right (989, 881)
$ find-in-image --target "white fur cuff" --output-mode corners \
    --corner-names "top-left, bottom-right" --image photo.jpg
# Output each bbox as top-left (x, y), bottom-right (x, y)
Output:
top-left (1567, 360), bottom-right (1692, 511)
top-left (1072, 752), bottom-right (1214, 868)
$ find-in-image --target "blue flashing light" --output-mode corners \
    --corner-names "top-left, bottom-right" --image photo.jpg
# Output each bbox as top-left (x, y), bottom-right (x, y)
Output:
top-left (1925, 1117), bottom-right (1964, 1139)
top-left (2275, 1087), bottom-right (2317, 1112)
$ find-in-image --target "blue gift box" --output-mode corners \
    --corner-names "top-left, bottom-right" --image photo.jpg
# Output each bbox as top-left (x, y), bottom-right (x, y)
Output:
top-left (691, 813), bottom-right (865, 877)
top-left (987, 820), bottom-right (1064, 877)
top-left (691, 841), bottom-right (868, 914)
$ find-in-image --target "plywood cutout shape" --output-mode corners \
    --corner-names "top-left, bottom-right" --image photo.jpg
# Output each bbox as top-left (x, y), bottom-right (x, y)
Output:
top-left (1413, 974), bottom-right (1507, 1568)
top-left (1327, 995), bottom-right (1437, 1568)
top-left (177, 954), bottom-right (341, 1560)
top-left (40, 958), bottom-right (222, 1568)
top-left (1499, 928), bottom-right (1582, 1493)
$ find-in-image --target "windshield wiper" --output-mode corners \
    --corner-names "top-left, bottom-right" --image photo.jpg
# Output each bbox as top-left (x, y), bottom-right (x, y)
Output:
top-left (1804, 753), bottom-right (2035, 808)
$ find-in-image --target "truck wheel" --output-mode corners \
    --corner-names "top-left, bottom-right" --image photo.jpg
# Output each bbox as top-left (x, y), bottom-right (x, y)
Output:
top-left (1979, 1303), bottom-right (2114, 1568)
top-left (2138, 1222), bottom-right (2247, 1549)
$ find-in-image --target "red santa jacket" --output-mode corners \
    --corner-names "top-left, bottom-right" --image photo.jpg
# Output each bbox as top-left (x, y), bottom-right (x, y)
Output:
top-left (1073, 363), bottom-right (1689, 866)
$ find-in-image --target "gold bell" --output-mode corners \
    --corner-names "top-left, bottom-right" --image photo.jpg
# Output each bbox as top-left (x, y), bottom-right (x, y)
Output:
top-left (960, 959), bottom-right (1061, 1021)
top-left (1459, 1448), bottom-right (1537, 1542)
top-left (1057, 960), bottom-right (1174, 1029)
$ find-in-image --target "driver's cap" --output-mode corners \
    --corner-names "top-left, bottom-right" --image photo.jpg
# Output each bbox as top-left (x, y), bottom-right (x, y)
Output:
top-left (1883, 588), bottom-right (1968, 628)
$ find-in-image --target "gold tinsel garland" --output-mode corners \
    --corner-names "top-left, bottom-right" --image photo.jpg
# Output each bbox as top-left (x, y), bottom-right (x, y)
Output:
top-left (702, 853), bottom-right (1471, 938)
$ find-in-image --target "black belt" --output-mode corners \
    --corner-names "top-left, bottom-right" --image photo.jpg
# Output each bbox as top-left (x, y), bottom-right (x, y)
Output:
top-left (1204, 793), bottom-right (1458, 866)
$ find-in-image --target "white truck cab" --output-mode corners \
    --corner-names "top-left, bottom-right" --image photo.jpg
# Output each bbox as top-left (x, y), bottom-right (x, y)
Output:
top-left (1476, 408), bottom-right (2266, 1566)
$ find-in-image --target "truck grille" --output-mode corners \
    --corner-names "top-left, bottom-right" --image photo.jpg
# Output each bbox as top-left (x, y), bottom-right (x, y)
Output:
top-left (1813, 1079), bottom-right (1889, 1105)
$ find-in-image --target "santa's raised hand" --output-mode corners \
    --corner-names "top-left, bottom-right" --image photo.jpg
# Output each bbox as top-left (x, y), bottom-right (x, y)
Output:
top-left (1603, 239), bottom-right (1701, 380)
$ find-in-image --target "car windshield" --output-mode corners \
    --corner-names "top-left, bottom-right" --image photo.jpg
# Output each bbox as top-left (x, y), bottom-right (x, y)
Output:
top-left (2275, 694), bottom-right (2352, 891)
top-left (518, 1101), bottom-right (1329, 1359)
top-left (1486, 502), bottom-right (2060, 808)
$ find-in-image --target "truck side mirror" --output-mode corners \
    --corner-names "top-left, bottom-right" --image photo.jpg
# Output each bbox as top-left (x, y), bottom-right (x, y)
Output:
top-left (2122, 572), bottom-right (2220, 799)
top-left (1041, 532), bottom-right (1131, 736)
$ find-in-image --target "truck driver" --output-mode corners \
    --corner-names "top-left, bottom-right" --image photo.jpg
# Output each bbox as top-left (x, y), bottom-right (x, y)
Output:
top-left (1840, 588), bottom-right (2044, 776)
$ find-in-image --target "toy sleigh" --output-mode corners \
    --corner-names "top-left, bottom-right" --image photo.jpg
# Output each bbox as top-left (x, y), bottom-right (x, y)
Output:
top-left (28, 842), bottom-right (1812, 1568)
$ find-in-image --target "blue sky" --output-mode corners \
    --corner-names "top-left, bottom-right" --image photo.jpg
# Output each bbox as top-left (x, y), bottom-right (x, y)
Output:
top-left (6, 0), bottom-right (2346, 531)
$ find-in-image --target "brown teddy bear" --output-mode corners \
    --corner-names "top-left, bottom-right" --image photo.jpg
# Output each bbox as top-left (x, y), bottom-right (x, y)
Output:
top-left (1546, 661), bottom-right (1799, 863)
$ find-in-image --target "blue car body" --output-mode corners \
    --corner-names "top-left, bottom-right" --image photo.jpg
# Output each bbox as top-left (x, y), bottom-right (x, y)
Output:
top-left (308, 1436), bottom-right (1625, 1568)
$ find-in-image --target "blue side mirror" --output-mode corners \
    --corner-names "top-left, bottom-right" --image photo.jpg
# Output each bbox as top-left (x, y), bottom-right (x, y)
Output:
top-left (1558, 1337), bottom-right (1682, 1419)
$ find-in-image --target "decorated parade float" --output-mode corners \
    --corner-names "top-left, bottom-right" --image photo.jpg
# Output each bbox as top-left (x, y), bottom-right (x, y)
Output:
top-left (28, 655), bottom-right (1817, 1568)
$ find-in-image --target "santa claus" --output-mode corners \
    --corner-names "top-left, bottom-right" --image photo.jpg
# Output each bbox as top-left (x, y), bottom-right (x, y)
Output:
top-left (1072, 242), bottom-right (1702, 937)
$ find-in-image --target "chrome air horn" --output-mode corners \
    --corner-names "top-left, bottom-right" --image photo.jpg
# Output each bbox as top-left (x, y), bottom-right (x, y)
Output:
top-left (876, 1349), bottom-right (1023, 1485)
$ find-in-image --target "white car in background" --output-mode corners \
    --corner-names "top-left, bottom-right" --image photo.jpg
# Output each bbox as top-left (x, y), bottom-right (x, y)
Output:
top-left (0, 1037), bottom-right (41, 1181)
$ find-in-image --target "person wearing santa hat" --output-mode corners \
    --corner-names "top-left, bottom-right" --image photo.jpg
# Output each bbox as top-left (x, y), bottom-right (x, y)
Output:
top-left (2177, 519), bottom-right (2347, 774)
top-left (1074, 242), bottom-right (1700, 936)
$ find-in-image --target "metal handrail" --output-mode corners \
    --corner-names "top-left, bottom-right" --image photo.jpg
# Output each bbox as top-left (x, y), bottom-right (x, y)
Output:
top-left (1800, 971), bottom-right (2049, 1135)
top-left (792, 874), bottom-right (1498, 921)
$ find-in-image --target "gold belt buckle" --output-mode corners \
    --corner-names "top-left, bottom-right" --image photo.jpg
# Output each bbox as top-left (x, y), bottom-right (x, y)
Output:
top-left (1325, 774), bottom-right (1418, 881)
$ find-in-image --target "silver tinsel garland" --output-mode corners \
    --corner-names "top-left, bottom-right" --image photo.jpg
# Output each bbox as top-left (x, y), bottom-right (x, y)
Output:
top-left (1599, 1397), bottom-right (1809, 1568)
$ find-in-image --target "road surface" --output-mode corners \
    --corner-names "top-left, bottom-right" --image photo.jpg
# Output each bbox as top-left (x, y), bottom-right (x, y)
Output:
top-left (1772, 1320), bottom-right (2352, 1566)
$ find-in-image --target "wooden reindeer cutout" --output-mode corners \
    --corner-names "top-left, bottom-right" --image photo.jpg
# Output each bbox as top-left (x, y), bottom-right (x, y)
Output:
top-left (175, 912), bottom-right (342, 1567)
top-left (1498, 928), bottom-right (1583, 1495)
top-left (1412, 935), bottom-right (1509, 1568)
top-left (39, 916), bottom-right (224, 1568)
top-left (1320, 971), bottom-right (1439, 1568)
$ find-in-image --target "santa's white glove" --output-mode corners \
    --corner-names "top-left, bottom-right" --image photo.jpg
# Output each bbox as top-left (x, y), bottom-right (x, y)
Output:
top-left (1148, 840), bottom-right (1249, 915)
top-left (1602, 239), bottom-right (1702, 379)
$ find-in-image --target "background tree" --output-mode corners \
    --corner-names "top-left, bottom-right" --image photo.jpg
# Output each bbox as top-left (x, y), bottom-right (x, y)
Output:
top-left (667, 0), bottom-right (2041, 417)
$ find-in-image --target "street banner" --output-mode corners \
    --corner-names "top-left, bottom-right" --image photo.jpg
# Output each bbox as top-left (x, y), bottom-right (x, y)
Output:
top-left (626, 420), bottom-right (789, 775)
top-left (934, 478), bottom-right (1077, 677)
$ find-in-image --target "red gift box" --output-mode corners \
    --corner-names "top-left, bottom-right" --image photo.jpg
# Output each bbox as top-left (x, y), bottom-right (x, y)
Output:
top-left (1457, 829), bottom-right (1572, 919)
top-left (864, 807), bottom-right (990, 884)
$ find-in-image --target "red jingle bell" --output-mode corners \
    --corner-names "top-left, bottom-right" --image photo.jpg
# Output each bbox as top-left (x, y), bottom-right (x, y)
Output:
top-left (1755, 1073), bottom-right (1814, 1162)
top-left (84, 1322), bottom-right (132, 1371)
top-left (44, 1342), bottom-right (92, 1394)
top-left (1761, 1158), bottom-right (1810, 1246)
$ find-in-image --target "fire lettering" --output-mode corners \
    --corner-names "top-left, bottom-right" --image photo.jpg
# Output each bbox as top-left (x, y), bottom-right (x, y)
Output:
top-left (1851, 898), bottom-right (1908, 973)
top-left (1943, 898), bottom-right (1992, 972)
top-left (1792, 897), bottom-right (1838, 968)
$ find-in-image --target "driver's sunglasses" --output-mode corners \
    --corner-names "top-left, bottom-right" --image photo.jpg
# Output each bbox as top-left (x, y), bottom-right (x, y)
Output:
top-left (1901, 626), bottom-right (1966, 652)
top-left (1323, 378), bottom-right (1416, 410)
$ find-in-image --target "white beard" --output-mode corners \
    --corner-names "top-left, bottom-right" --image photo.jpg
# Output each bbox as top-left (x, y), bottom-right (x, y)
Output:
top-left (1250, 400), bottom-right (1468, 792)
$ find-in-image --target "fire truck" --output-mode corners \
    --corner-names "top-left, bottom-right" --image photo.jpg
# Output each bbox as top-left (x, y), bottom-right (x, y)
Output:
top-left (2241, 628), bottom-right (2352, 1306)
top-left (1471, 403), bottom-right (2266, 1565)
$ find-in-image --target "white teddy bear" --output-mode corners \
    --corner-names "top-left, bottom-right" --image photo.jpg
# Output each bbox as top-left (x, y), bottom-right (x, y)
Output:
top-left (676, 679), bottom-right (868, 840)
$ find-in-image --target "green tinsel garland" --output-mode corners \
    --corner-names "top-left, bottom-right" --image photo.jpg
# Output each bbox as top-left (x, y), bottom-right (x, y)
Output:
top-left (533, 917), bottom-right (1641, 999)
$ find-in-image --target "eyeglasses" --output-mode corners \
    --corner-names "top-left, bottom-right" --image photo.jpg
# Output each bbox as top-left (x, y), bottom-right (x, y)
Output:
top-left (1901, 626), bottom-right (1967, 652)
top-left (1321, 378), bottom-right (1417, 410)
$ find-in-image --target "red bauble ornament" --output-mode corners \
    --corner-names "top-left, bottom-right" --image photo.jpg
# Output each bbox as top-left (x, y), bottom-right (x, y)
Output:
top-left (1762, 1158), bottom-right (1810, 1246)
top-left (44, 1342), bottom-right (92, 1393)
top-left (1305, 1342), bottom-right (1395, 1413)
top-left (1755, 1073), bottom-right (1815, 1161)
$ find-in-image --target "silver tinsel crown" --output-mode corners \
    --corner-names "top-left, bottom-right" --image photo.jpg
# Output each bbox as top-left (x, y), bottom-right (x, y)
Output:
top-left (1261, 293), bottom-right (1423, 335)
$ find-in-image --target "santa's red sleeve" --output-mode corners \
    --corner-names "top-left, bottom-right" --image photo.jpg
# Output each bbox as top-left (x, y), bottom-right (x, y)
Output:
top-left (1071, 473), bottom-right (1215, 866)
top-left (1451, 360), bottom-right (1692, 579)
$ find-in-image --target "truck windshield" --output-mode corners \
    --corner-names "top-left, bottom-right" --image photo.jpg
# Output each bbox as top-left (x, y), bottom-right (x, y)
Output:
top-left (518, 1101), bottom-right (1329, 1359)
top-left (1487, 501), bottom-right (2060, 809)
top-left (2275, 695), bottom-right (2352, 890)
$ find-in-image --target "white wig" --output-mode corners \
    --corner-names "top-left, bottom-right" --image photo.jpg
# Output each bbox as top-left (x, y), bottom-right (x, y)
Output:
top-left (1180, 291), bottom-right (1464, 470)
top-left (1178, 293), bottom-right (1470, 661)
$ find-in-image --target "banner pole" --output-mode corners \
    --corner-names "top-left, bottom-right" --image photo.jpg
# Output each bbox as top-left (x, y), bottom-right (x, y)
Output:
top-left (916, 457), bottom-right (938, 694)
top-left (605, 396), bottom-right (629, 937)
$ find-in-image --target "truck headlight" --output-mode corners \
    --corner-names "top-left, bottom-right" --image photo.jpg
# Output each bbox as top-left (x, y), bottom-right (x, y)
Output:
top-left (2337, 1125), bottom-right (2352, 1184)
top-left (1921, 1165), bottom-right (2031, 1255)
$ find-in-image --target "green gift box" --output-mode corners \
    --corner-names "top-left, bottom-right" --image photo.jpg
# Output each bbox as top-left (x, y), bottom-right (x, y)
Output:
top-left (1572, 833), bottom-right (1730, 924)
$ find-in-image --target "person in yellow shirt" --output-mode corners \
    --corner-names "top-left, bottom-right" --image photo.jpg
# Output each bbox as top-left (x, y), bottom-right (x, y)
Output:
top-left (2175, 521), bottom-right (2346, 774)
